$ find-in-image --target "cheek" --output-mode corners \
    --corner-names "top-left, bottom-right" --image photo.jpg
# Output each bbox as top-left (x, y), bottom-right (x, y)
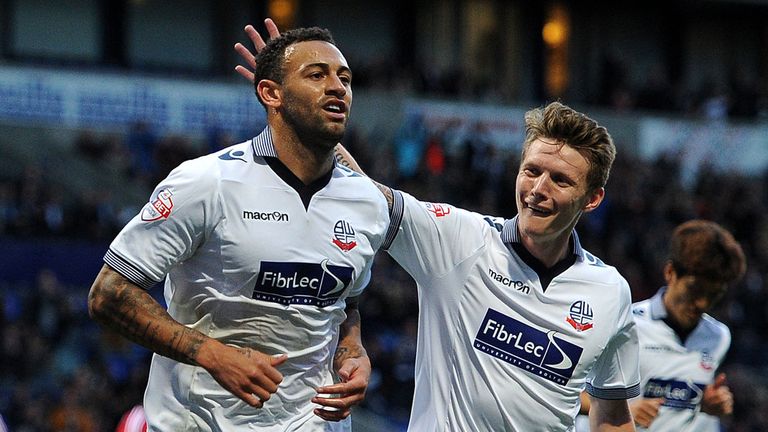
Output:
top-left (515, 175), bottom-right (528, 192)
top-left (667, 290), bottom-right (689, 309)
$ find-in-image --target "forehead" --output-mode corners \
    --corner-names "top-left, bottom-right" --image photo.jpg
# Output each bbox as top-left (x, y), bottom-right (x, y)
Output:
top-left (522, 138), bottom-right (590, 176)
top-left (283, 40), bottom-right (349, 71)
top-left (677, 275), bottom-right (727, 293)
top-left (672, 275), bottom-right (728, 304)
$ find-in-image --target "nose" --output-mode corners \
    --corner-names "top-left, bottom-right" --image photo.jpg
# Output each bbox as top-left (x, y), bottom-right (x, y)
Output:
top-left (326, 75), bottom-right (347, 98)
top-left (692, 296), bottom-right (711, 313)
top-left (530, 174), bottom-right (551, 196)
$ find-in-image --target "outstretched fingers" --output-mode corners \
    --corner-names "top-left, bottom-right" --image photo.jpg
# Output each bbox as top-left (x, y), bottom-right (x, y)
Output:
top-left (234, 19), bottom-right (283, 84)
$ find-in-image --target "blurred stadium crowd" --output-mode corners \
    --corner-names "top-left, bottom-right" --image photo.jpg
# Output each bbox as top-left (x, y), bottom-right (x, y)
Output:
top-left (1, 102), bottom-right (768, 430)
top-left (343, 54), bottom-right (768, 123)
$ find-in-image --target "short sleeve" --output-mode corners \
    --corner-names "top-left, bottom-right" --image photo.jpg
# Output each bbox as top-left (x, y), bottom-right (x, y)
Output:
top-left (585, 281), bottom-right (641, 400)
top-left (713, 321), bottom-right (732, 366)
top-left (385, 190), bottom-right (486, 282)
top-left (105, 157), bottom-right (221, 289)
top-left (347, 262), bottom-right (372, 299)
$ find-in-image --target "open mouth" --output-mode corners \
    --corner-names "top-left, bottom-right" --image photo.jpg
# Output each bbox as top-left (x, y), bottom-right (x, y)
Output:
top-left (526, 202), bottom-right (552, 217)
top-left (323, 101), bottom-right (347, 119)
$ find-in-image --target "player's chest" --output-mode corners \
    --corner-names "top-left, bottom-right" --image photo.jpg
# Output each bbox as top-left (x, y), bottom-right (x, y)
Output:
top-left (638, 326), bottom-right (718, 384)
top-left (462, 255), bottom-right (615, 386)
top-left (215, 185), bottom-right (378, 270)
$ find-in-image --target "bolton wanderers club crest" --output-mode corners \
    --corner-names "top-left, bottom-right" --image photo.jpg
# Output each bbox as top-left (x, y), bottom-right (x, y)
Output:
top-left (332, 220), bottom-right (357, 252)
top-left (566, 300), bottom-right (594, 332)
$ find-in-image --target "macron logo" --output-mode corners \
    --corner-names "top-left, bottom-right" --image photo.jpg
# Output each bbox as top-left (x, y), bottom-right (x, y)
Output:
top-left (242, 210), bottom-right (289, 222)
top-left (488, 268), bottom-right (531, 294)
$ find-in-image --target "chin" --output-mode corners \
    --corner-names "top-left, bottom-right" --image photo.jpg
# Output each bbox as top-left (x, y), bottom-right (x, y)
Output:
top-left (518, 216), bottom-right (547, 234)
top-left (322, 125), bottom-right (346, 142)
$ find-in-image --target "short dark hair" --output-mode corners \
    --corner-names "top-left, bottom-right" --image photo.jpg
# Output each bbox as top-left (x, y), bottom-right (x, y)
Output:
top-left (670, 219), bottom-right (746, 283)
top-left (254, 27), bottom-right (335, 102)
top-left (523, 102), bottom-right (616, 191)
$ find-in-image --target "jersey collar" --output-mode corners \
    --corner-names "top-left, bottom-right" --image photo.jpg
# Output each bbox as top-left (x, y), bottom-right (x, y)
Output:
top-left (501, 216), bottom-right (585, 260)
top-left (250, 126), bottom-right (342, 169)
top-left (648, 288), bottom-right (669, 320)
top-left (650, 287), bottom-right (703, 344)
top-left (250, 126), bottom-right (279, 158)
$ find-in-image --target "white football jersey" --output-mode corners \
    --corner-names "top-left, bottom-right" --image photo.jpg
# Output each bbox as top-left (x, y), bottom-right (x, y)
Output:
top-left (631, 289), bottom-right (731, 432)
top-left (105, 127), bottom-right (391, 431)
top-left (385, 191), bottom-right (640, 432)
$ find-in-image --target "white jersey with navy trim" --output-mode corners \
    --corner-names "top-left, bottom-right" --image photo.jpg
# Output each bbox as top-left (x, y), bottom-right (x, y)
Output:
top-left (384, 191), bottom-right (640, 432)
top-left (631, 289), bottom-right (731, 432)
top-left (105, 127), bottom-right (391, 432)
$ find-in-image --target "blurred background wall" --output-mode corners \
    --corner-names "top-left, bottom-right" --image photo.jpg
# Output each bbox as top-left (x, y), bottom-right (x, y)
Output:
top-left (1, 1), bottom-right (767, 431)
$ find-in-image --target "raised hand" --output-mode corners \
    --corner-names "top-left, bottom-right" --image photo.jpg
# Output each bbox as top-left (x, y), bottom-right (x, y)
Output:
top-left (629, 397), bottom-right (664, 428)
top-left (701, 373), bottom-right (734, 417)
top-left (234, 18), bottom-right (281, 83)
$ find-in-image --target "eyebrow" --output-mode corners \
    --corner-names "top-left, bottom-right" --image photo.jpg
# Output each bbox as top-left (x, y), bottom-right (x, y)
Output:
top-left (523, 159), bottom-right (578, 182)
top-left (302, 62), bottom-right (352, 75)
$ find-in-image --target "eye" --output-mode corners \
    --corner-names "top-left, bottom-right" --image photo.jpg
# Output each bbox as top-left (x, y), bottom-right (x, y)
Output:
top-left (309, 71), bottom-right (325, 80)
top-left (339, 74), bottom-right (352, 86)
top-left (522, 167), bottom-right (538, 176)
top-left (552, 175), bottom-right (573, 187)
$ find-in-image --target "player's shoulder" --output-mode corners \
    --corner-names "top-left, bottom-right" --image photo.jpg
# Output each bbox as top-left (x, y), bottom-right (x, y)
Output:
top-left (177, 141), bottom-right (253, 174)
top-left (321, 165), bottom-right (390, 212)
top-left (406, 194), bottom-right (495, 231)
top-left (630, 298), bottom-right (654, 321)
top-left (577, 248), bottom-right (625, 283)
top-left (334, 163), bottom-right (368, 179)
top-left (698, 313), bottom-right (731, 339)
top-left (156, 147), bottom-right (231, 193)
top-left (333, 165), bottom-right (381, 190)
top-left (579, 248), bottom-right (611, 269)
top-left (211, 140), bottom-right (253, 166)
top-left (574, 250), bottom-right (633, 308)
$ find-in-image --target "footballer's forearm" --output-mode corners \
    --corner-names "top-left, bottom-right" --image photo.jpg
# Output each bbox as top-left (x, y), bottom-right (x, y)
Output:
top-left (334, 296), bottom-right (368, 370)
top-left (88, 264), bottom-right (213, 366)
top-left (589, 398), bottom-right (636, 432)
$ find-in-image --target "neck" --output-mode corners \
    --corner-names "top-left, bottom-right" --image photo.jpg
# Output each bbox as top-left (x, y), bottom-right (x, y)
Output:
top-left (661, 292), bottom-right (695, 334)
top-left (519, 233), bottom-right (570, 268)
top-left (268, 120), bottom-right (335, 184)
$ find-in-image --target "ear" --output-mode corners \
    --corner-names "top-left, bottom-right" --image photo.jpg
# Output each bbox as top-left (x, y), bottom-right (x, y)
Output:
top-left (582, 187), bottom-right (605, 213)
top-left (663, 261), bottom-right (676, 284)
top-left (256, 79), bottom-right (282, 109)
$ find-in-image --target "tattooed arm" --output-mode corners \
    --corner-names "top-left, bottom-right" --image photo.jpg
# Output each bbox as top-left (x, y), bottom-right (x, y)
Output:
top-left (88, 264), bottom-right (287, 407)
top-left (312, 296), bottom-right (371, 421)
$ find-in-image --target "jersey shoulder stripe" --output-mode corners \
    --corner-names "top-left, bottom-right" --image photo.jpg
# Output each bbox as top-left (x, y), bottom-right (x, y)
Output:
top-left (382, 188), bottom-right (404, 250)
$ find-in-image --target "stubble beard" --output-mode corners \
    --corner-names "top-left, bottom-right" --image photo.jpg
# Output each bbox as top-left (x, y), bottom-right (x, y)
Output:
top-left (282, 100), bottom-right (346, 156)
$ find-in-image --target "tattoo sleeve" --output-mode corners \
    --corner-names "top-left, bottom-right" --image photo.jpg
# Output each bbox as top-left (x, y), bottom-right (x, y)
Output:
top-left (334, 296), bottom-right (367, 370)
top-left (88, 264), bottom-right (209, 365)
